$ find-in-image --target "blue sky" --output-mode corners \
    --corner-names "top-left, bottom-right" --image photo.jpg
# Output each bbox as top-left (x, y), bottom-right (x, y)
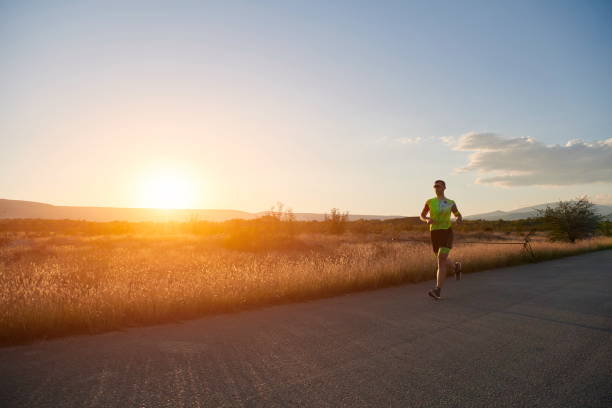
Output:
top-left (1, 0), bottom-right (611, 216)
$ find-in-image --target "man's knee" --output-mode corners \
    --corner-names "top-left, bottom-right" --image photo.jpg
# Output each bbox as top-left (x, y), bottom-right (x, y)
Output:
top-left (437, 254), bottom-right (448, 267)
top-left (438, 247), bottom-right (451, 257)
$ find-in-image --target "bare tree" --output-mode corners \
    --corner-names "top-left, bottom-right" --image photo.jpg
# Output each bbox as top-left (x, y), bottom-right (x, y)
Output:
top-left (266, 201), bottom-right (284, 221)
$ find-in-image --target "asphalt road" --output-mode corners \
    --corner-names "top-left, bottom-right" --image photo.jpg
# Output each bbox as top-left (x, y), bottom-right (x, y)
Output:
top-left (1, 250), bottom-right (611, 408)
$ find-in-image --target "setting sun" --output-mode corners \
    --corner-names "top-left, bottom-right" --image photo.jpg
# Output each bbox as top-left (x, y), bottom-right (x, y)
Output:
top-left (140, 171), bottom-right (197, 209)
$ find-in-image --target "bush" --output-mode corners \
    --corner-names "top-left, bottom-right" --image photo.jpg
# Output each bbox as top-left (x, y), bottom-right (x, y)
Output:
top-left (324, 208), bottom-right (349, 234)
top-left (535, 196), bottom-right (604, 243)
top-left (598, 221), bottom-right (612, 236)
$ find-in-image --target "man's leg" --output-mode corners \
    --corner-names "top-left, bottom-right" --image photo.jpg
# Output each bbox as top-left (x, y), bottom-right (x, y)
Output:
top-left (445, 252), bottom-right (454, 279)
top-left (436, 248), bottom-right (450, 289)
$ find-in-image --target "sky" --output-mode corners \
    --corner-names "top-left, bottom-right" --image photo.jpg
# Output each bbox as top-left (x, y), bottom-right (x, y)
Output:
top-left (1, 0), bottom-right (612, 216)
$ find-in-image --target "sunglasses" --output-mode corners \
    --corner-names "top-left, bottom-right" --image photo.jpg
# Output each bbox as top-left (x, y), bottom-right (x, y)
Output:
top-left (433, 184), bottom-right (444, 188)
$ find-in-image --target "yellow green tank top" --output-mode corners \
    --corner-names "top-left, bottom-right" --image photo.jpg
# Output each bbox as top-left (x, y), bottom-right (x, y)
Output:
top-left (427, 197), bottom-right (455, 231)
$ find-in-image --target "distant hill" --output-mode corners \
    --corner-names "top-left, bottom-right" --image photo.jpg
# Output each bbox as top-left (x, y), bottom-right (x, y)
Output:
top-left (464, 201), bottom-right (612, 221)
top-left (0, 199), bottom-right (403, 222)
top-left (3, 198), bottom-right (611, 223)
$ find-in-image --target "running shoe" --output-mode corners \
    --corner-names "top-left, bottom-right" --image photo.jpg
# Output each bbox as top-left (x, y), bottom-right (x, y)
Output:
top-left (428, 287), bottom-right (441, 300)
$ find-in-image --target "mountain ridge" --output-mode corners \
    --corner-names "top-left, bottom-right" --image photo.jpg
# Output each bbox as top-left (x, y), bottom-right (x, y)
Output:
top-left (2, 198), bottom-right (611, 223)
top-left (465, 200), bottom-right (612, 221)
top-left (0, 199), bottom-right (402, 222)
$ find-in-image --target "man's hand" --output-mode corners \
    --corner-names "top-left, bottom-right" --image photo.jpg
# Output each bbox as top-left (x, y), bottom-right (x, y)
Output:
top-left (455, 216), bottom-right (463, 225)
top-left (425, 217), bottom-right (433, 225)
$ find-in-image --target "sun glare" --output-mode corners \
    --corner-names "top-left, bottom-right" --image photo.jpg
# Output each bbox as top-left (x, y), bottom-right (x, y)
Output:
top-left (140, 171), bottom-right (197, 209)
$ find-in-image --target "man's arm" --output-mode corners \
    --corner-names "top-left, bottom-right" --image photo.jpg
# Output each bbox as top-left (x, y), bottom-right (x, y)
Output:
top-left (420, 201), bottom-right (431, 223)
top-left (451, 203), bottom-right (463, 224)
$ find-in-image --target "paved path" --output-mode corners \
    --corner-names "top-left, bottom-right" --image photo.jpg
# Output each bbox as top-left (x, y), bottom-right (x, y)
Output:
top-left (1, 250), bottom-right (611, 407)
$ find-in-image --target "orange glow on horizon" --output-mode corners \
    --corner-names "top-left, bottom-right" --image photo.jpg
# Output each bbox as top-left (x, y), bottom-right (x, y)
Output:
top-left (138, 168), bottom-right (199, 209)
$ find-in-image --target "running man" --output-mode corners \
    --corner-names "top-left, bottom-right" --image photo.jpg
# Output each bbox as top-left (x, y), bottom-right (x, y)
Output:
top-left (420, 179), bottom-right (463, 300)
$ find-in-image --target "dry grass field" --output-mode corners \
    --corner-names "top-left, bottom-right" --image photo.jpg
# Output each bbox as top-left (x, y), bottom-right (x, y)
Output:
top-left (1, 231), bottom-right (611, 346)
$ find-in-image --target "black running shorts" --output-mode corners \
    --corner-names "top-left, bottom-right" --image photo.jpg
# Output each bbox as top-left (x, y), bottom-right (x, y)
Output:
top-left (430, 227), bottom-right (453, 255)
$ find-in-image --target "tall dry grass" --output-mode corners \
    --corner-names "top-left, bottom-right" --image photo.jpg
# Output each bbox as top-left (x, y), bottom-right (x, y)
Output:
top-left (1, 232), bottom-right (611, 345)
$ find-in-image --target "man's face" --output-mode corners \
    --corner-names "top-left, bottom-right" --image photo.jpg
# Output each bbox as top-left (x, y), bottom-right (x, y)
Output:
top-left (433, 182), bottom-right (445, 192)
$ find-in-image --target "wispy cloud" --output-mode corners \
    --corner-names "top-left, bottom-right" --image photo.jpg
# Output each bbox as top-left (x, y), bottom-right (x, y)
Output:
top-left (440, 135), bottom-right (457, 146)
top-left (446, 132), bottom-right (612, 187)
top-left (394, 136), bottom-right (422, 145)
